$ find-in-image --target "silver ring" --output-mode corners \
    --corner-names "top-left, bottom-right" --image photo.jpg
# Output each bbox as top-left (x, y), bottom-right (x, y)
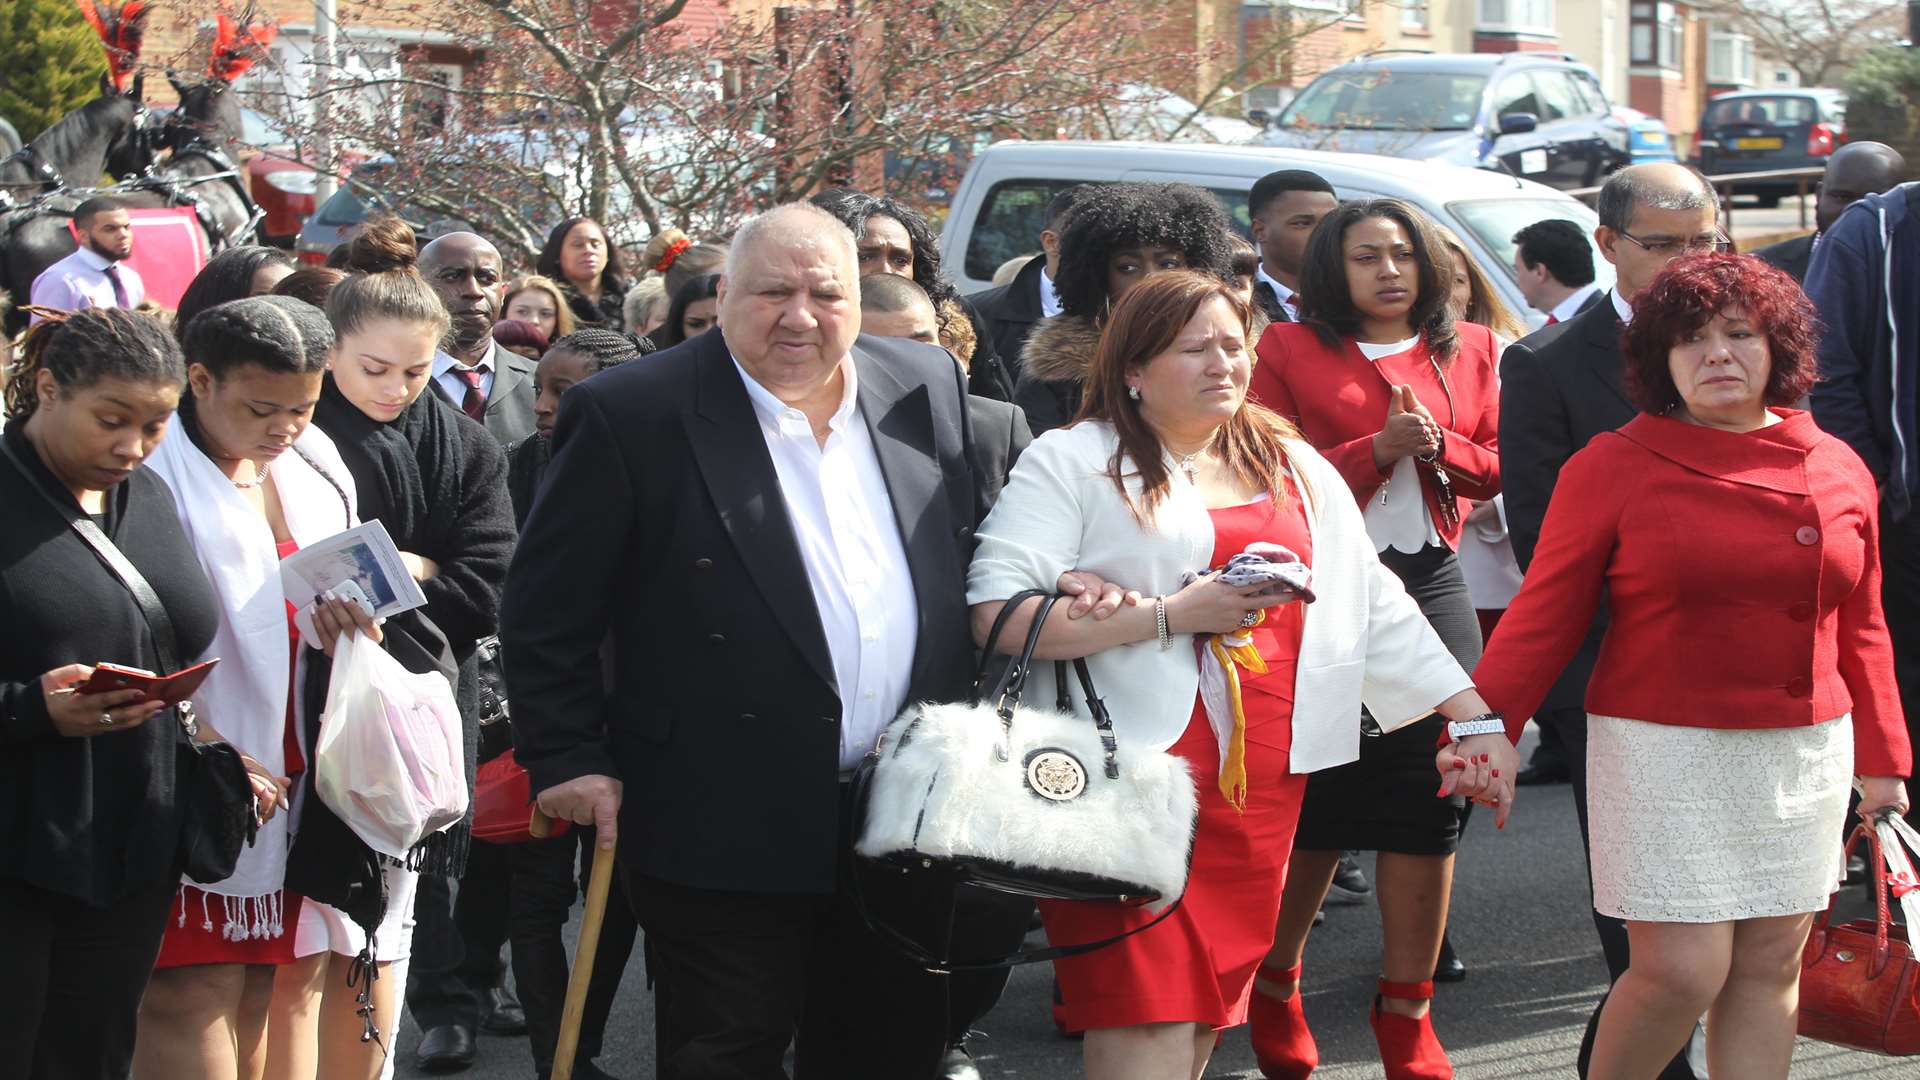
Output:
top-left (1239, 611), bottom-right (1260, 628)
top-left (99, 712), bottom-right (114, 726)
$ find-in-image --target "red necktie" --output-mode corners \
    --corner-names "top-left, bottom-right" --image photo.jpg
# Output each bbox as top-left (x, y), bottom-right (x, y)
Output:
top-left (454, 367), bottom-right (487, 423)
top-left (1546, 314), bottom-right (1559, 326)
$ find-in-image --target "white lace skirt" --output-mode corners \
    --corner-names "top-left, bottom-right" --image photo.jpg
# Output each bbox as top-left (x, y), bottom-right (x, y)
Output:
top-left (1586, 713), bottom-right (1852, 923)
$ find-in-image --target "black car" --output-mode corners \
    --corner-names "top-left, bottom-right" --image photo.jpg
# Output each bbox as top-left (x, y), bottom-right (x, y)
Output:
top-left (1695, 89), bottom-right (1847, 206)
top-left (1261, 52), bottom-right (1631, 191)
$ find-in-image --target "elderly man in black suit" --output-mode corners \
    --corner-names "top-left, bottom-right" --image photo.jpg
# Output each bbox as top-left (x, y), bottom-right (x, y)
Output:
top-left (1755, 141), bottom-right (1907, 284)
top-left (504, 202), bottom-right (1111, 1079)
top-left (1499, 163), bottom-right (1723, 1080)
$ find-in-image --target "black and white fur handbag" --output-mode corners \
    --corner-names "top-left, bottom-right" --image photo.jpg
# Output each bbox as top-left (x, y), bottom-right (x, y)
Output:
top-left (855, 590), bottom-right (1198, 910)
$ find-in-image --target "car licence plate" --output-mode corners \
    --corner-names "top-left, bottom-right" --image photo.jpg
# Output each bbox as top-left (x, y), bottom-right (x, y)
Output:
top-left (1734, 136), bottom-right (1783, 150)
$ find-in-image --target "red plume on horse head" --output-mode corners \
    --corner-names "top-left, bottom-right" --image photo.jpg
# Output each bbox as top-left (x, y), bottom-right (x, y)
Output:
top-left (209, 4), bottom-right (280, 83)
top-left (75, 0), bottom-right (151, 91)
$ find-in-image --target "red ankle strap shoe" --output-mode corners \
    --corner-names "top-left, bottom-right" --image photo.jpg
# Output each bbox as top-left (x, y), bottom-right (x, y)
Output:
top-left (1370, 977), bottom-right (1450, 1080)
top-left (1250, 962), bottom-right (1317, 1079)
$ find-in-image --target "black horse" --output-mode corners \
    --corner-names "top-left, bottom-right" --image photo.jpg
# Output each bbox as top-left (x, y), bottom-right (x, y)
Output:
top-left (0, 75), bottom-right (152, 206)
top-left (1, 75), bottom-right (259, 333)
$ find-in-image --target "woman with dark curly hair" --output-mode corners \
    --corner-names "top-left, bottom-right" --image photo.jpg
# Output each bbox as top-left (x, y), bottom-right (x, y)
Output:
top-left (536, 217), bottom-right (630, 331)
top-left (1016, 182), bottom-right (1242, 435)
top-left (807, 187), bottom-right (1008, 398)
top-left (1472, 252), bottom-right (1910, 1079)
top-left (1246, 198), bottom-right (1507, 1080)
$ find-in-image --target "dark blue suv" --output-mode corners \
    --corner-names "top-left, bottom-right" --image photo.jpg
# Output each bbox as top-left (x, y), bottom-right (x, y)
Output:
top-left (1261, 52), bottom-right (1631, 191)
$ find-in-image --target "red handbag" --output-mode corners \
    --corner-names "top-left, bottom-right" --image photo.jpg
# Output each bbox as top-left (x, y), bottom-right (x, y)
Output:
top-left (1798, 823), bottom-right (1920, 1055)
top-left (471, 749), bottom-right (569, 844)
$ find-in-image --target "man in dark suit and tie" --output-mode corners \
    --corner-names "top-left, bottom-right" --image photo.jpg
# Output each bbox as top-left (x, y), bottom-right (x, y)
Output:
top-left (1499, 163), bottom-right (1722, 1080)
top-left (504, 203), bottom-right (1052, 1079)
top-left (421, 232), bottom-right (539, 445)
top-left (410, 229), bottom-right (534, 1069)
top-left (1755, 141), bottom-right (1907, 285)
top-left (1511, 218), bottom-right (1603, 328)
top-left (966, 184), bottom-right (1093, 395)
top-left (1246, 169), bottom-right (1338, 325)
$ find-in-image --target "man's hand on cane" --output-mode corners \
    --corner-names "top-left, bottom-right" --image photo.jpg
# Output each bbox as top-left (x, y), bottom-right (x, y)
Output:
top-left (537, 774), bottom-right (624, 850)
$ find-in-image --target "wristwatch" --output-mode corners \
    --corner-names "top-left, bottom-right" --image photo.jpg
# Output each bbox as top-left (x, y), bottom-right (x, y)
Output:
top-left (1445, 712), bottom-right (1505, 741)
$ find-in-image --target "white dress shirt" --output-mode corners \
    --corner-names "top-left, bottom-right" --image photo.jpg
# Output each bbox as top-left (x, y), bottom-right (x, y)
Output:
top-left (1356, 336), bottom-right (1443, 555)
top-left (1038, 266), bottom-right (1063, 319)
top-left (1610, 289), bottom-right (1634, 326)
top-left (732, 357), bottom-right (919, 770)
top-left (433, 348), bottom-right (495, 408)
top-left (1547, 282), bottom-right (1601, 324)
top-left (28, 246), bottom-right (145, 323)
top-left (1254, 264), bottom-right (1299, 320)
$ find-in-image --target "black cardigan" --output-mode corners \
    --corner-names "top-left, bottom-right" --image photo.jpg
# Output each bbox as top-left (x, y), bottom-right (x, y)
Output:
top-left (0, 421), bottom-right (220, 907)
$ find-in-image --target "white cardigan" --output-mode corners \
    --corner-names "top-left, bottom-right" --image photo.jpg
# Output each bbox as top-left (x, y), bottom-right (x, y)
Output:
top-left (966, 421), bottom-right (1471, 774)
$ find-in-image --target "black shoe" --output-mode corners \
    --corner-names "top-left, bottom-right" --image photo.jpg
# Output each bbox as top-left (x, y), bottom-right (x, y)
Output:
top-left (1433, 933), bottom-right (1466, 983)
top-left (1325, 852), bottom-right (1372, 905)
top-left (1515, 763), bottom-right (1571, 786)
top-left (415, 1025), bottom-right (477, 1073)
top-left (481, 985), bottom-right (528, 1036)
top-left (942, 1044), bottom-right (984, 1080)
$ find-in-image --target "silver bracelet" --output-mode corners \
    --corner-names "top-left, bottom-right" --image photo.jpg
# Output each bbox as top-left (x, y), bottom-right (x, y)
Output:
top-left (1154, 597), bottom-right (1173, 651)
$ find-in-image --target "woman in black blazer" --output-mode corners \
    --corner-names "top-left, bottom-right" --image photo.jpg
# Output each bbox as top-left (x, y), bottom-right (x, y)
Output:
top-left (0, 309), bottom-right (224, 1080)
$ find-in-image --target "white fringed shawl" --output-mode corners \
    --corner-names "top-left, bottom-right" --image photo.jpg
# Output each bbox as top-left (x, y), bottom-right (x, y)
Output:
top-left (146, 419), bottom-right (357, 939)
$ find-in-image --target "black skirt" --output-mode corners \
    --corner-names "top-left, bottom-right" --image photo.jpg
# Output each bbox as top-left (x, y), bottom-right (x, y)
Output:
top-left (1293, 544), bottom-right (1483, 856)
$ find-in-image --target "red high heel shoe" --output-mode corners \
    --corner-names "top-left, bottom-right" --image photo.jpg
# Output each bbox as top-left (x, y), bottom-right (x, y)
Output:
top-left (1249, 962), bottom-right (1317, 1079)
top-left (1370, 978), bottom-right (1451, 1080)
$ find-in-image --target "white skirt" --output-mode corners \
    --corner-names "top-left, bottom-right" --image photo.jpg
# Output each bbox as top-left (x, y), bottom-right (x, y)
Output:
top-left (293, 863), bottom-right (419, 962)
top-left (1586, 713), bottom-right (1852, 923)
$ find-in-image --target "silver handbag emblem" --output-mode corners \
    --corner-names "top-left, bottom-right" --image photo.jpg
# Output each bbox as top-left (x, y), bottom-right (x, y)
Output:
top-left (1024, 749), bottom-right (1088, 802)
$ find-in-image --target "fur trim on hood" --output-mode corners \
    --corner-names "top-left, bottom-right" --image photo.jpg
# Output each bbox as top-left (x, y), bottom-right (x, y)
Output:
top-left (1018, 305), bottom-right (1272, 387)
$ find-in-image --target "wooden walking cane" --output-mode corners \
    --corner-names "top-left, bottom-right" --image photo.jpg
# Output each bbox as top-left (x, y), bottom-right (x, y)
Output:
top-left (531, 809), bottom-right (618, 1080)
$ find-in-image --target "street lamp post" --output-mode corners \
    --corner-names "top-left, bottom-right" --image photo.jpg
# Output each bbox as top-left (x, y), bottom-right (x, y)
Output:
top-left (313, 0), bottom-right (338, 205)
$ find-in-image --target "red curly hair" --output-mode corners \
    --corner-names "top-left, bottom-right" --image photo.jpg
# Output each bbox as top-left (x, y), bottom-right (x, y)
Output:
top-left (1619, 252), bottom-right (1818, 413)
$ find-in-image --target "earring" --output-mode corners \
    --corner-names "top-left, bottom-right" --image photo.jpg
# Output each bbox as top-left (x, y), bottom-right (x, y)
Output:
top-left (1128, 386), bottom-right (1141, 401)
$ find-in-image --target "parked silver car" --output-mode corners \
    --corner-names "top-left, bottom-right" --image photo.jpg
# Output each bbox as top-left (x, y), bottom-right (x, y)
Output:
top-left (939, 140), bottom-right (1614, 330)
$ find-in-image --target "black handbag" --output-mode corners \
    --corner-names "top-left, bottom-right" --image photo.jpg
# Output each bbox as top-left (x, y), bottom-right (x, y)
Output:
top-left (1, 440), bottom-right (257, 884)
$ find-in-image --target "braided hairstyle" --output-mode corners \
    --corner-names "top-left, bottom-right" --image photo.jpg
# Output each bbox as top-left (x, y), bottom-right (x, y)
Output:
top-left (545, 327), bottom-right (657, 374)
top-left (7, 308), bottom-right (186, 419)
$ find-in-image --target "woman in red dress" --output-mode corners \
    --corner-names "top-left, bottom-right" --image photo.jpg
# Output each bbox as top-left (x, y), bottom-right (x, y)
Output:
top-left (968, 271), bottom-right (1513, 1078)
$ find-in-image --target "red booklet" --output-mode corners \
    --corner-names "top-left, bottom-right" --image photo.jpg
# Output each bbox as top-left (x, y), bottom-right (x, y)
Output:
top-left (77, 658), bottom-right (220, 705)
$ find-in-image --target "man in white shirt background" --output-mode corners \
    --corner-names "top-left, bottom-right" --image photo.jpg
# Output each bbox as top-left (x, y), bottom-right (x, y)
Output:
top-left (29, 196), bottom-right (143, 323)
top-left (1511, 218), bottom-right (1601, 326)
top-left (1248, 169), bottom-right (1339, 325)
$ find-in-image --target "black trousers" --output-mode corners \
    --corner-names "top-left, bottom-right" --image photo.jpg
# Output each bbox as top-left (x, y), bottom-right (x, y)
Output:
top-left (945, 888), bottom-right (1034, 1043)
top-left (0, 878), bottom-right (175, 1080)
top-left (509, 828), bottom-right (638, 1073)
top-left (1882, 512), bottom-right (1920, 821)
top-left (407, 837), bottom-right (513, 1030)
top-left (630, 789), bottom-right (953, 1080)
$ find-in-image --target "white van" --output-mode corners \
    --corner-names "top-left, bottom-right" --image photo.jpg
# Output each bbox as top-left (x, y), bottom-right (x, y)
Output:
top-left (938, 140), bottom-right (1615, 331)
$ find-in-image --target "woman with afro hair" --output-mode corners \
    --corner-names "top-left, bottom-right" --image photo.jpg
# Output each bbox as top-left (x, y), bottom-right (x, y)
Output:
top-left (1015, 181), bottom-right (1245, 435)
top-left (808, 188), bottom-right (1010, 399)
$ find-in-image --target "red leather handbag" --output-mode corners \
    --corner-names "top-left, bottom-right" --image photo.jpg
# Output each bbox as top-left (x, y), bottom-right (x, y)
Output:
top-left (471, 749), bottom-right (569, 844)
top-left (1798, 823), bottom-right (1920, 1055)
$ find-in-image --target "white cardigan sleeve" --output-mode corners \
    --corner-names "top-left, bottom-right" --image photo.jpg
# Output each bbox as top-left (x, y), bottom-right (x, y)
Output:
top-left (966, 432), bottom-right (1087, 606)
top-left (1309, 453), bottom-right (1474, 729)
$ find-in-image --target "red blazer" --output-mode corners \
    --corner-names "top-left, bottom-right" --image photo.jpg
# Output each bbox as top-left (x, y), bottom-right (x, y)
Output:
top-left (1474, 410), bottom-right (1911, 777)
top-left (1250, 321), bottom-right (1501, 549)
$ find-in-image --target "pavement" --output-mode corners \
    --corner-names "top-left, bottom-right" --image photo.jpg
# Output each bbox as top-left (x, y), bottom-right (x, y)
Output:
top-left (390, 728), bottom-right (1903, 1080)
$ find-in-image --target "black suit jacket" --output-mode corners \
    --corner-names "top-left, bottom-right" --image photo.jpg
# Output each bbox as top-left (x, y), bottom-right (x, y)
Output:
top-left (1754, 233), bottom-right (1815, 284)
top-left (501, 329), bottom-right (996, 894)
top-left (1497, 293), bottom-right (1637, 711)
top-left (1252, 279), bottom-right (1293, 326)
top-left (966, 257), bottom-right (1049, 400)
top-left (432, 340), bottom-right (538, 446)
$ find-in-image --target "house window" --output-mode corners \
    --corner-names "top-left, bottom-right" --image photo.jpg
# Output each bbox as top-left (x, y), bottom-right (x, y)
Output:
top-left (1402, 0), bottom-right (1430, 30)
top-left (1631, 2), bottom-right (1683, 70)
top-left (1707, 25), bottom-right (1754, 86)
top-left (1478, 0), bottom-right (1553, 34)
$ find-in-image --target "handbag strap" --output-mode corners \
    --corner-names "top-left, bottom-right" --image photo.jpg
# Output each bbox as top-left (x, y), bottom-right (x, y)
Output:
top-left (0, 438), bottom-right (181, 675)
top-left (1810, 821), bottom-right (1891, 977)
top-left (972, 587), bottom-right (1053, 696)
